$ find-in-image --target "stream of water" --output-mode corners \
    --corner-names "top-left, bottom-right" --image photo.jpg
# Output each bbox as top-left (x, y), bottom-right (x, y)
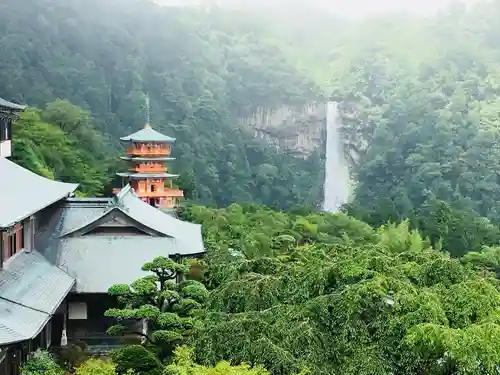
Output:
top-left (323, 101), bottom-right (349, 212)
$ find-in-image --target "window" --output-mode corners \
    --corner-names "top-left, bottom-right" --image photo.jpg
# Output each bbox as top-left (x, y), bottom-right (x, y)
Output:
top-left (3, 223), bottom-right (24, 262)
top-left (20, 225), bottom-right (24, 250)
top-left (0, 116), bottom-right (11, 142)
top-left (28, 216), bottom-right (35, 251)
top-left (68, 302), bottom-right (88, 320)
top-left (150, 185), bottom-right (156, 193)
top-left (8, 234), bottom-right (15, 258)
top-left (0, 233), bottom-right (3, 268)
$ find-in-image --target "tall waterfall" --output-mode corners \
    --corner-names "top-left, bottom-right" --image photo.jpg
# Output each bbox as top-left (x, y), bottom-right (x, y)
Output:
top-left (323, 101), bottom-right (349, 212)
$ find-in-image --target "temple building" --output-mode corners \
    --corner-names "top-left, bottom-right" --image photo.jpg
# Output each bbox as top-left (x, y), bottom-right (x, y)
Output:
top-left (0, 98), bottom-right (26, 158)
top-left (0, 105), bottom-right (205, 375)
top-left (115, 124), bottom-right (184, 209)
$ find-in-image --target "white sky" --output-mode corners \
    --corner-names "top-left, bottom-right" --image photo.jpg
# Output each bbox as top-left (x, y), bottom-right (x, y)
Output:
top-left (323, 0), bottom-right (477, 18)
top-left (157, 0), bottom-right (480, 18)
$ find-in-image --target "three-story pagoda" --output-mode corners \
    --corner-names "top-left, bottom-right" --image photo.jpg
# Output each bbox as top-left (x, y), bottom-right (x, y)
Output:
top-left (115, 124), bottom-right (184, 209)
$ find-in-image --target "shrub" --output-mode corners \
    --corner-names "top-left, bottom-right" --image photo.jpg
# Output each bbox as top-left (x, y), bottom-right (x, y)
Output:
top-left (111, 345), bottom-right (160, 374)
top-left (58, 343), bottom-right (89, 371)
top-left (20, 350), bottom-right (64, 375)
top-left (75, 358), bottom-right (117, 375)
top-left (164, 346), bottom-right (270, 375)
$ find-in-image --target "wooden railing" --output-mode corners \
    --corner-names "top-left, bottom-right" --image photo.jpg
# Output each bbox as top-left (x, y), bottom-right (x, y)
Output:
top-left (126, 147), bottom-right (171, 156)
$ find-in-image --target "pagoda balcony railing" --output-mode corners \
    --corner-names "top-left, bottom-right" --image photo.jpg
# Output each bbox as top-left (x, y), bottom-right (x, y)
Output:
top-left (129, 166), bottom-right (167, 173)
top-left (136, 189), bottom-right (184, 198)
top-left (126, 147), bottom-right (171, 156)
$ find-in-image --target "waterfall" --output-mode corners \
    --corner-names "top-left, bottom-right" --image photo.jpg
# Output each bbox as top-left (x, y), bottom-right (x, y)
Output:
top-left (323, 101), bottom-right (349, 212)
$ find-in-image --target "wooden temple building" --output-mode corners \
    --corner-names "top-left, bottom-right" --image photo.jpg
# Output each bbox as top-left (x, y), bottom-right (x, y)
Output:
top-left (0, 103), bottom-right (204, 375)
top-left (0, 98), bottom-right (26, 158)
top-left (114, 124), bottom-right (184, 209)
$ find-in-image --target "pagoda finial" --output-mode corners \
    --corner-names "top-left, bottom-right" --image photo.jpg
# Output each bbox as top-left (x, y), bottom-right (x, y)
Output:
top-left (145, 92), bottom-right (151, 127)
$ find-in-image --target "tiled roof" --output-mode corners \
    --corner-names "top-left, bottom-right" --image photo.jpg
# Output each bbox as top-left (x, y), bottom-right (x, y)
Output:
top-left (36, 185), bottom-right (204, 293)
top-left (56, 237), bottom-right (197, 293)
top-left (116, 172), bottom-right (179, 179)
top-left (120, 126), bottom-right (176, 143)
top-left (0, 251), bottom-right (75, 345)
top-left (0, 157), bottom-right (78, 228)
top-left (0, 97), bottom-right (26, 112)
top-left (120, 156), bottom-right (175, 162)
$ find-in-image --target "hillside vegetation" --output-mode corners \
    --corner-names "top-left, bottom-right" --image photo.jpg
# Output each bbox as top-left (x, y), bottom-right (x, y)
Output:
top-left (12, 1), bottom-right (500, 374)
top-left (1, 0), bottom-right (323, 207)
top-left (176, 203), bottom-right (500, 375)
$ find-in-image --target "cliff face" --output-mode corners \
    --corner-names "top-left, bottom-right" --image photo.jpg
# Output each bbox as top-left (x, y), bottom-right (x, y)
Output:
top-left (239, 104), bottom-right (326, 158)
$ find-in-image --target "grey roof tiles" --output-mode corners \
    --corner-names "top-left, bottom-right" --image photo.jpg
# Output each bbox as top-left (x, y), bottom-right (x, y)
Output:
top-left (0, 98), bottom-right (27, 112)
top-left (0, 251), bottom-right (75, 345)
top-left (36, 184), bottom-right (204, 294)
top-left (120, 156), bottom-right (175, 162)
top-left (0, 157), bottom-right (78, 228)
top-left (120, 126), bottom-right (176, 143)
top-left (116, 172), bottom-right (179, 179)
top-left (56, 237), bottom-right (195, 293)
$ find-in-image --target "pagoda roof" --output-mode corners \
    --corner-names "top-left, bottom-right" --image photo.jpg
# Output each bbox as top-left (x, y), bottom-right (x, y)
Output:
top-left (120, 124), bottom-right (176, 143)
top-left (0, 97), bottom-right (27, 112)
top-left (117, 172), bottom-right (179, 179)
top-left (120, 156), bottom-right (175, 162)
top-left (0, 251), bottom-right (75, 345)
top-left (35, 185), bottom-right (204, 293)
top-left (0, 157), bottom-right (78, 228)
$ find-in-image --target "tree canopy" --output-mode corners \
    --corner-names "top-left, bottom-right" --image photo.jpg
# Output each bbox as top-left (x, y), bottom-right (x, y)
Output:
top-left (180, 203), bottom-right (500, 375)
top-left (1, 0), bottom-right (323, 208)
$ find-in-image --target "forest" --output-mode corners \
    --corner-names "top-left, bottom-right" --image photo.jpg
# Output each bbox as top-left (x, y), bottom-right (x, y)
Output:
top-left (8, 0), bottom-right (500, 374)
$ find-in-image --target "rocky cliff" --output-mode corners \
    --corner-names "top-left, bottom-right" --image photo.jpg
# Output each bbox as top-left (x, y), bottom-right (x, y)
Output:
top-left (239, 104), bottom-right (326, 158)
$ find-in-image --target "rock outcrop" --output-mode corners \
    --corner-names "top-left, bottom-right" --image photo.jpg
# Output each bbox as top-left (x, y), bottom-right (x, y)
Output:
top-left (239, 104), bottom-right (325, 158)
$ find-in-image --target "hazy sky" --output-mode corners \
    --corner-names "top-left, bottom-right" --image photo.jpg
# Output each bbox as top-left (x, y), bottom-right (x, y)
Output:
top-left (158, 0), bottom-right (480, 19)
top-left (325, 0), bottom-right (477, 18)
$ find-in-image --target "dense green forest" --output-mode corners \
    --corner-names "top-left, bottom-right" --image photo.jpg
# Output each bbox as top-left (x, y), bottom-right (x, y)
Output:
top-left (29, 204), bottom-right (500, 375)
top-left (177, 203), bottom-right (500, 375)
top-left (1, 0), bottom-right (323, 207)
top-left (6, 0), bottom-right (500, 224)
top-left (12, 0), bottom-right (500, 374)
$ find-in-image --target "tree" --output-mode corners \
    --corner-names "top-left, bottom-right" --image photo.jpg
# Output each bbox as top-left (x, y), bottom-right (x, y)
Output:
top-left (184, 204), bottom-right (500, 375)
top-left (105, 257), bottom-right (208, 362)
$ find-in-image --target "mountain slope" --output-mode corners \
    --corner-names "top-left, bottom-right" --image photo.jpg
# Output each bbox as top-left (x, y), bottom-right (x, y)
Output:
top-left (1, 0), bottom-right (324, 208)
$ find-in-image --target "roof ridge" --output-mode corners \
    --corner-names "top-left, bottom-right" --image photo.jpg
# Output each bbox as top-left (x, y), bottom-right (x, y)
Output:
top-left (114, 184), bottom-right (133, 204)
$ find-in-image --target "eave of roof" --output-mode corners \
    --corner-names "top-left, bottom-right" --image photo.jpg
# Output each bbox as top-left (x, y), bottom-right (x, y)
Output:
top-left (0, 97), bottom-right (27, 112)
top-left (120, 156), bottom-right (176, 162)
top-left (56, 237), bottom-right (203, 293)
top-left (116, 172), bottom-right (179, 179)
top-left (119, 126), bottom-right (176, 143)
top-left (0, 158), bottom-right (79, 228)
top-left (0, 251), bottom-right (75, 345)
top-left (34, 186), bottom-right (205, 294)
top-left (54, 184), bottom-right (199, 241)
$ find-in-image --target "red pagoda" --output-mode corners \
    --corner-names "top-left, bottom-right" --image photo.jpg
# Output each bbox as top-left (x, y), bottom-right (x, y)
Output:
top-left (114, 124), bottom-right (184, 209)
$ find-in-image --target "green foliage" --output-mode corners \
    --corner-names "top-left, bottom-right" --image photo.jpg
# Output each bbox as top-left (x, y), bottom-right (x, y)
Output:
top-left (106, 257), bottom-right (208, 362)
top-left (179, 203), bottom-right (500, 375)
top-left (57, 342), bottom-right (89, 372)
top-left (75, 358), bottom-right (118, 375)
top-left (164, 346), bottom-right (270, 375)
top-left (111, 345), bottom-right (159, 375)
top-left (1, 0), bottom-right (323, 208)
top-left (11, 103), bottom-right (113, 196)
top-left (315, 2), bottom-right (500, 244)
top-left (20, 350), bottom-right (64, 375)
